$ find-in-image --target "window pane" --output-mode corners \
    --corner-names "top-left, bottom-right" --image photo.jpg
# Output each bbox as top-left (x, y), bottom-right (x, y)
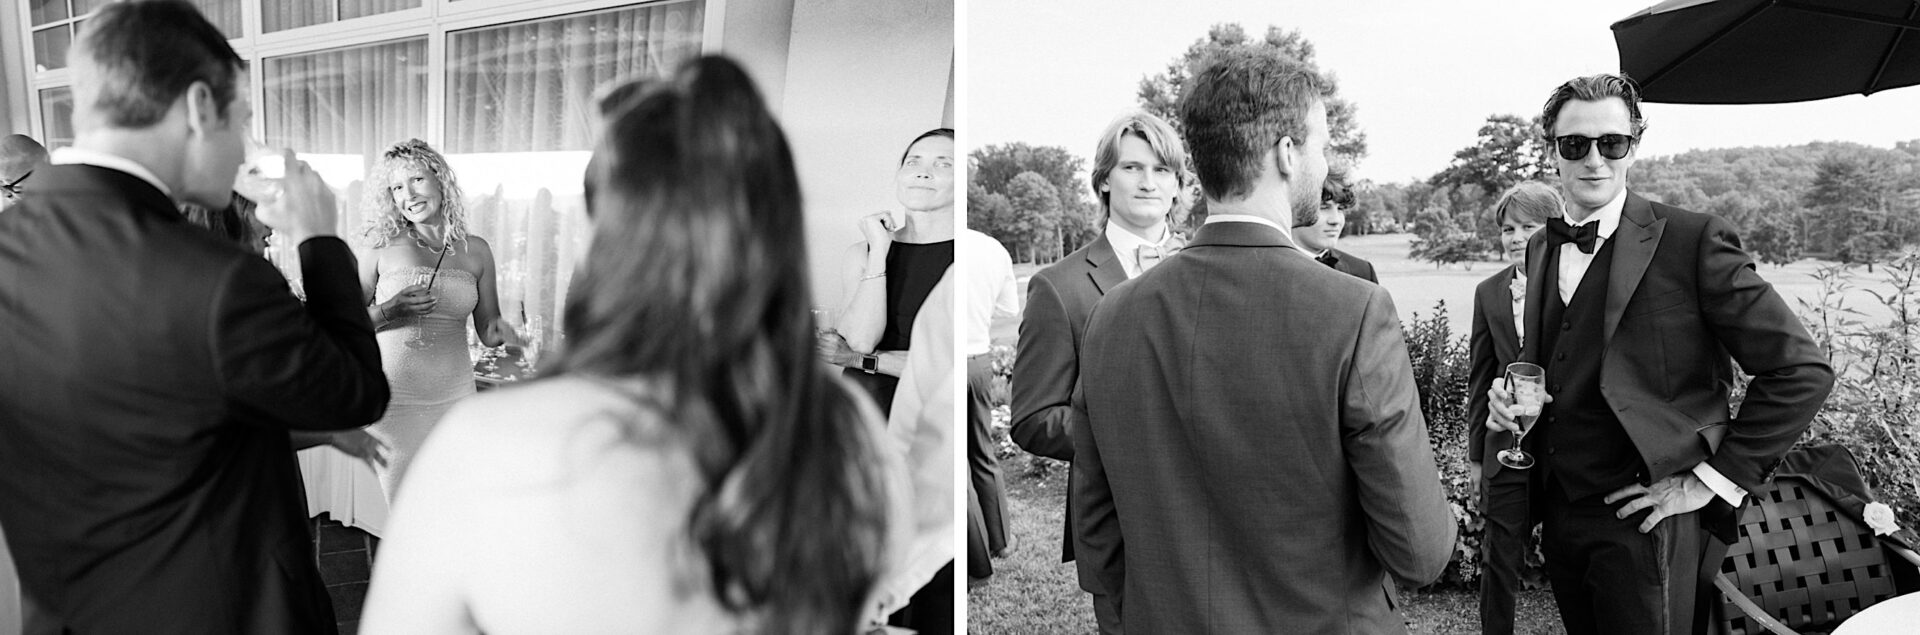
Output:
top-left (263, 37), bottom-right (428, 235)
top-left (264, 0), bottom-right (334, 33)
top-left (30, 0), bottom-right (69, 27)
top-left (444, 0), bottom-right (705, 357)
top-left (184, 0), bottom-right (243, 36)
top-left (266, 0), bottom-right (420, 33)
top-left (39, 88), bottom-right (74, 150)
top-left (341, 0), bottom-right (419, 22)
top-left (32, 26), bottom-right (71, 71)
top-left (72, 0), bottom-right (111, 17)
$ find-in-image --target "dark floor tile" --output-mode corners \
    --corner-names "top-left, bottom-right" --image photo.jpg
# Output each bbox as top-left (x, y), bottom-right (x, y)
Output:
top-left (318, 550), bottom-right (371, 585)
top-left (327, 581), bottom-right (369, 622)
top-left (317, 521), bottom-right (364, 555)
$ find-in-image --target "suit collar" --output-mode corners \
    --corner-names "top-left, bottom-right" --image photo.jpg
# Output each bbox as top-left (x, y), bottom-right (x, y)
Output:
top-left (1190, 219), bottom-right (1300, 251)
top-left (1084, 234), bottom-right (1128, 295)
top-left (1486, 265), bottom-right (1520, 354)
top-left (1603, 191), bottom-right (1665, 342)
top-left (1521, 190), bottom-right (1667, 357)
top-left (51, 147), bottom-right (173, 198)
top-left (35, 164), bottom-right (182, 221)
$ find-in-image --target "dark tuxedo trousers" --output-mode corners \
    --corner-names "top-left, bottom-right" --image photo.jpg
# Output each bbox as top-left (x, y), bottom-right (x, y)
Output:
top-left (1071, 221), bottom-right (1454, 634)
top-left (0, 165), bottom-right (390, 634)
top-left (1465, 264), bottom-right (1532, 635)
top-left (1516, 192), bottom-right (1833, 634)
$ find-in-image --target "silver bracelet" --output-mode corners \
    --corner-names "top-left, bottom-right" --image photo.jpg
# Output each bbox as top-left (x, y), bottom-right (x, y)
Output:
top-left (861, 271), bottom-right (886, 281)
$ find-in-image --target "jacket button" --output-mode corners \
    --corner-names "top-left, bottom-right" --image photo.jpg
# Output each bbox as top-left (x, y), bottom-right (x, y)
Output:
top-left (1562, 322), bottom-right (1572, 331)
top-left (1556, 352), bottom-right (1567, 361)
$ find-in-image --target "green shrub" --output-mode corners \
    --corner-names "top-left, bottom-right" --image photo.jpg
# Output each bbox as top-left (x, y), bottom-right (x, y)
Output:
top-left (1402, 301), bottom-right (1547, 590)
top-left (1794, 255), bottom-right (1920, 530)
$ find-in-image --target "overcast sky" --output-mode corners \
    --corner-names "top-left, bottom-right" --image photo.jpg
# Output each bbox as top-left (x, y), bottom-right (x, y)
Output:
top-left (967, 0), bottom-right (1920, 185)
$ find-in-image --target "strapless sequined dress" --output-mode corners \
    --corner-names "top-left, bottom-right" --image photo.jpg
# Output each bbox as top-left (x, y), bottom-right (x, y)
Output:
top-left (369, 265), bottom-right (479, 501)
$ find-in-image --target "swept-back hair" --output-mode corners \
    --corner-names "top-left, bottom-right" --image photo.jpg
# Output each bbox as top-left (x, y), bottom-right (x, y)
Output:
top-left (358, 139), bottom-right (469, 251)
top-left (1181, 48), bottom-right (1330, 201)
top-left (1540, 73), bottom-right (1648, 140)
top-left (1090, 110), bottom-right (1188, 218)
top-left (72, 0), bottom-right (243, 129)
top-left (552, 55), bottom-right (890, 634)
top-left (1320, 161), bottom-right (1354, 209)
top-left (901, 128), bottom-right (954, 165)
top-left (1492, 180), bottom-right (1565, 225)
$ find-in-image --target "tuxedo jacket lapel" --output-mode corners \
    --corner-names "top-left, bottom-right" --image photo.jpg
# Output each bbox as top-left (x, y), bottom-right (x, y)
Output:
top-left (1521, 234), bottom-right (1554, 364)
top-left (1605, 192), bottom-right (1666, 343)
top-left (1085, 235), bottom-right (1128, 296)
top-left (1489, 265), bottom-right (1521, 361)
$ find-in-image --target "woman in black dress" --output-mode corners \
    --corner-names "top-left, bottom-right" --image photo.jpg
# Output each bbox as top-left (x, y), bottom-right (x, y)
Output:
top-left (816, 128), bottom-right (955, 413)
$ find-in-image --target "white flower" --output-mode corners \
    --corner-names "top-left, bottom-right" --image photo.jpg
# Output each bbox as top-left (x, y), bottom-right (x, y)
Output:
top-left (1864, 502), bottom-right (1900, 536)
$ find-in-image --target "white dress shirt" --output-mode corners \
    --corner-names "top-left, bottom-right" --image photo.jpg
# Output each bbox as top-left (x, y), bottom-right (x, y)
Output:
top-left (1558, 190), bottom-right (1745, 505)
top-left (1201, 214), bottom-right (1304, 253)
top-left (1105, 221), bottom-right (1178, 279)
top-left (959, 228), bottom-right (1017, 356)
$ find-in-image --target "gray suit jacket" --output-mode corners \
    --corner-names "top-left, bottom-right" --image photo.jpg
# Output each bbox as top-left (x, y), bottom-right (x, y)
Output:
top-left (1071, 220), bottom-right (1454, 633)
top-left (1010, 235), bottom-right (1126, 567)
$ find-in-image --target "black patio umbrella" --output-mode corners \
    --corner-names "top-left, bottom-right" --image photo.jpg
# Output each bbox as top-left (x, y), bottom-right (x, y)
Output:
top-left (1612, 0), bottom-right (1920, 104)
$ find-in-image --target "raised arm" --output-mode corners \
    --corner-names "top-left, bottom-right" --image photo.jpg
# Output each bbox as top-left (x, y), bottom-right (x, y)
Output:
top-left (217, 238), bottom-right (389, 430)
top-left (1342, 287), bottom-right (1456, 587)
top-left (836, 212), bottom-right (898, 354)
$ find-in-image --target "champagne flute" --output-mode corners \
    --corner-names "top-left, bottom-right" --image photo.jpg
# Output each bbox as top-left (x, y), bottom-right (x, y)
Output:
top-left (811, 307), bottom-right (837, 336)
top-left (1496, 362), bottom-right (1546, 470)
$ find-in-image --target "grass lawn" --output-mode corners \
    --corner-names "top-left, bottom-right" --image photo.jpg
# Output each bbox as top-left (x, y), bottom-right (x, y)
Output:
top-left (968, 466), bottom-right (1566, 634)
top-left (1002, 232), bottom-right (1899, 343)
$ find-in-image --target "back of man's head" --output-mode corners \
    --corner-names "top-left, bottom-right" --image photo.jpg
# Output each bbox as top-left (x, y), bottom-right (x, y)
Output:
top-left (70, 0), bottom-right (241, 132)
top-left (1180, 49), bottom-right (1328, 202)
top-left (1, 134), bottom-right (49, 180)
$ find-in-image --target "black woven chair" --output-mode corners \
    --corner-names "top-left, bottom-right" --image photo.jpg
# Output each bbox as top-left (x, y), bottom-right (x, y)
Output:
top-left (1715, 446), bottom-right (1920, 635)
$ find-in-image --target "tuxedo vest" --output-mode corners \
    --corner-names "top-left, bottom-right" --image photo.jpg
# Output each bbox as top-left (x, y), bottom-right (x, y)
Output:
top-left (1534, 240), bottom-right (1646, 500)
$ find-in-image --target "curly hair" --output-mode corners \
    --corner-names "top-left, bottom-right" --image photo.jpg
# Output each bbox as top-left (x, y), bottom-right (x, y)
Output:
top-left (358, 139), bottom-right (469, 251)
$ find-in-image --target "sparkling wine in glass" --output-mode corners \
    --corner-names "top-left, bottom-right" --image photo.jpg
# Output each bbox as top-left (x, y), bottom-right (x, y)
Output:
top-left (811, 307), bottom-right (837, 336)
top-left (233, 137), bottom-right (287, 206)
top-left (1496, 362), bottom-right (1546, 470)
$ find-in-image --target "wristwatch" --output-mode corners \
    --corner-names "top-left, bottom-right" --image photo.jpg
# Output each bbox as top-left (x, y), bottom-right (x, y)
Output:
top-left (859, 353), bottom-right (878, 374)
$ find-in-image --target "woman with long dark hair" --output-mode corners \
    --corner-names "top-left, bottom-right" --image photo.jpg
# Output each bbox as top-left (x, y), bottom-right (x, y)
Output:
top-left (360, 56), bottom-right (898, 634)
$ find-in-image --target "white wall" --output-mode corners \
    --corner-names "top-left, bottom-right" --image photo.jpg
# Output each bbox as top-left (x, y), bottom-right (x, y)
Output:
top-left (779, 0), bottom-right (954, 309)
top-left (0, 0), bottom-right (27, 134)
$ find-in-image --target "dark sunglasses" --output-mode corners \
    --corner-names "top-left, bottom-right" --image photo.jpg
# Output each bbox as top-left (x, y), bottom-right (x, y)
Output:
top-left (0, 170), bottom-right (29, 199)
top-left (1553, 134), bottom-right (1636, 161)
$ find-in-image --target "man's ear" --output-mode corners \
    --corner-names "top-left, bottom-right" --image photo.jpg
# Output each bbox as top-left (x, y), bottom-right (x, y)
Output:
top-left (1272, 135), bottom-right (1298, 180)
top-left (182, 81), bottom-right (218, 137)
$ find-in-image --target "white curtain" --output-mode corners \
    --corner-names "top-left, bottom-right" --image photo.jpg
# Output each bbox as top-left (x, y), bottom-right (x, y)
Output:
top-left (264, 0), bottom-right (417, 33)
top-left (445, 0), bottom-right (705, 354)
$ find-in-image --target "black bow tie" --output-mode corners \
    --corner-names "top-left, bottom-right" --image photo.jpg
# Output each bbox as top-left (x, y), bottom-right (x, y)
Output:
top-left (1546, 217), bottom-right (1600, 254)
top-left (1316, 251), bottom-right (1339, 268)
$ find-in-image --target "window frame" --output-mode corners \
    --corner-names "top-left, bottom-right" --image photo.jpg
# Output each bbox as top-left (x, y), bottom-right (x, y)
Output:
top-left (11, 0), bottom-right (725, 149)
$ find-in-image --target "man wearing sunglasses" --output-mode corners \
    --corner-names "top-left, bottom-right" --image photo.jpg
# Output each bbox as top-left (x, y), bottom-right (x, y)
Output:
top-left (0, 134), bottom-right (49, 212)
top-left (1484, 74), bottom-right (1832, 635)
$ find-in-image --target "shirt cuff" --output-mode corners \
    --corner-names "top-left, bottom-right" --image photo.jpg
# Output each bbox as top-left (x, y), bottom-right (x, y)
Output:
top-left (1692, 462), bottom-right (1748, 506)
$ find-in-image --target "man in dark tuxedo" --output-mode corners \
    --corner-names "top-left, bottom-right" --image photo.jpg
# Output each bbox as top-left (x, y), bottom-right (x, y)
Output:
top-left (1294, 172), bottom-right (1377, 282)
top-left (1070, 49), bottom-right (1454, 633)
top-left (1486, 74), bottom-right (1833, 635)
top-left (1010, 109), bottom-right (1188, 633)
top-left (1465, 180), bottom-right (1560, 635)
top-left (0, 2), bottom-right (389, 634)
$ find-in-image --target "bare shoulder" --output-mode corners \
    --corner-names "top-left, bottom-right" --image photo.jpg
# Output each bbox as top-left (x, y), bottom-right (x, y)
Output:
top-left (433, 377), bottom-right (684, 484)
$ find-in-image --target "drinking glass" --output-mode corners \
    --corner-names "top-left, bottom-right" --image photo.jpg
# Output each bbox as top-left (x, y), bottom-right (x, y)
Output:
top-left (1496, 362), bottom-right (1546, 470)
top-left (811, 307), bottom-right (837, 336)
top-left (233, 137), bottom-right (286, 206)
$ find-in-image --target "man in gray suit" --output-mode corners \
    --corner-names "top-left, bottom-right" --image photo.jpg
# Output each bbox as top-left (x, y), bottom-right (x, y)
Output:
top-left (1071, 48), bottom-right (1454, 633)
top-left (1011, 109), bottom-right (1188, 633)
